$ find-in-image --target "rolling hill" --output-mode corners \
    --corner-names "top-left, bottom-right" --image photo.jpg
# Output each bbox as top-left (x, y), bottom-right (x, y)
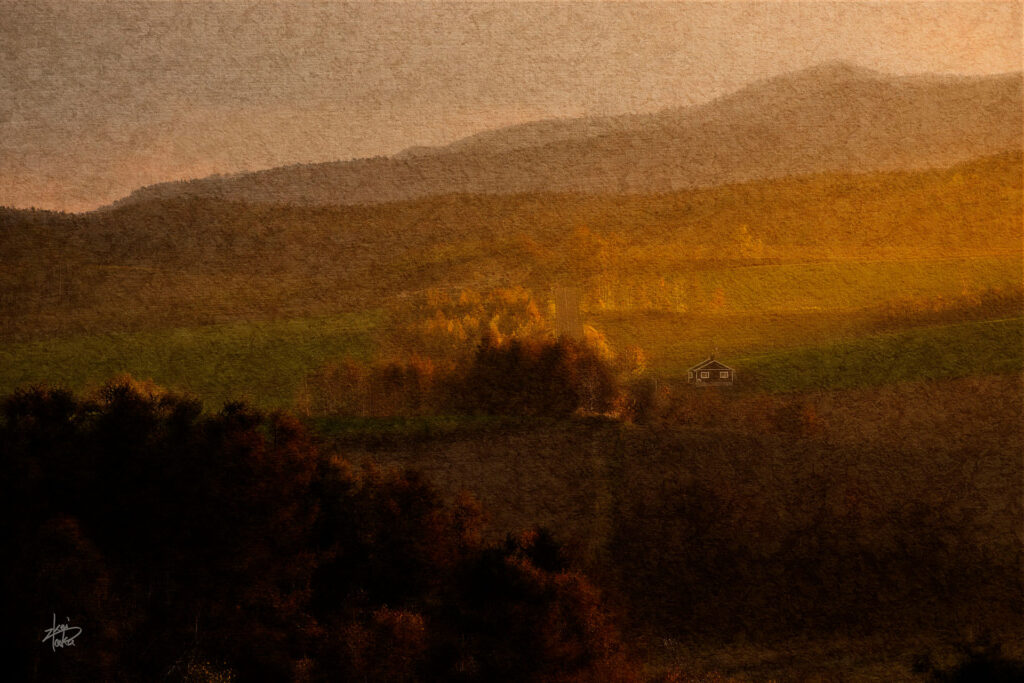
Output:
top-left (1, 151), bottom-right (1019, 341)
top-left (110, 62), bottom-right (1022, 208)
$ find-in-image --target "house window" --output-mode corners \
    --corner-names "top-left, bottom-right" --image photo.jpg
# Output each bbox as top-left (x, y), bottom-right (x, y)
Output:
top-left (720, 371), bottom-right (729, 379)
top-left (700, 371), bottom-right (709, 379)
top-left (688, 371), bottom-right (694, 379)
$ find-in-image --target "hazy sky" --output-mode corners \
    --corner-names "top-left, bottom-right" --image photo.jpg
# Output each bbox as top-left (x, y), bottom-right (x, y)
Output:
top-left (2, 1), bottom-right (1021, 211)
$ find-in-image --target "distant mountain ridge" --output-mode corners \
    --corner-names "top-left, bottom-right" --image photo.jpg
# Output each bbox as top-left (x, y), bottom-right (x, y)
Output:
top-left (111, 62), bottom-right (1023, 208)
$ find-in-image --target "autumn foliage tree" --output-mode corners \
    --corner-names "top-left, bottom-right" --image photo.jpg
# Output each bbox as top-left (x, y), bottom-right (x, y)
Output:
top-left (385, 286), bottom-right (550, 360)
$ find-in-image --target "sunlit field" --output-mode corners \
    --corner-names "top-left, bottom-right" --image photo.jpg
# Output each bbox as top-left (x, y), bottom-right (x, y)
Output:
top-left (0, 312), bottom-right (380, 409)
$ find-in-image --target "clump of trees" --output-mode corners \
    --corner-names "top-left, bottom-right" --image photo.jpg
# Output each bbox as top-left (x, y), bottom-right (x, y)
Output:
top-left (452, 334), bottom-right (619, 417)
top-left (299, 334), bottom-right (624, 419)
top-left (1, 379), bottom-right (638, 681)
top-left (385, 286), bottom-right (551, 360)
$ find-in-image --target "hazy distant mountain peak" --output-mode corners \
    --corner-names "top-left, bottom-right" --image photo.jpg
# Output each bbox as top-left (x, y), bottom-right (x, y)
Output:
top-left (111, 63), bottom-right (1022, 210)
top-left (787, 60), bottom-right (883, 81)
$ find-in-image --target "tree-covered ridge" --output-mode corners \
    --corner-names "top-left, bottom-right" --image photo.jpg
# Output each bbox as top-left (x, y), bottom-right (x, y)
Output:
top-left (1, 152), bottom-right (1019, 341)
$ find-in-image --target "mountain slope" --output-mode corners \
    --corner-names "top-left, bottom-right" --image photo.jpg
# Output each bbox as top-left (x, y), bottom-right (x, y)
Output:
top-left (111, 62), bottom-right (1022, 208)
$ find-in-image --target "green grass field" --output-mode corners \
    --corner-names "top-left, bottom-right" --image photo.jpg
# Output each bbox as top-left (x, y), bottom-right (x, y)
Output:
top-left (2, 309), bottom-right (1018, 411)
top-left (590, 253), bottom-right (1021, 385)
top-left (729, 316), bottom-right (1024, 392)
top-left (0, 312), bottom-right (381, 409)
top-left (594, 309), bottom-right (880, 372)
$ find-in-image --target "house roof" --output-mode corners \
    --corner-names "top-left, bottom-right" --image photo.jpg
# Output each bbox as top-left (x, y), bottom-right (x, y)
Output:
top-left (688, 358), bottom-right (734, 373)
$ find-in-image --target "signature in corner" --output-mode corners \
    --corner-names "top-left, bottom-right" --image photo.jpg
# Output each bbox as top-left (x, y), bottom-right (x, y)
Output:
top-left (42, 614), bottom-right (82, 651)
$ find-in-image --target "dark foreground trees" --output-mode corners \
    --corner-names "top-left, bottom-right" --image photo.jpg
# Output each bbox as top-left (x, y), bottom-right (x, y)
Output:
top-left (0, 380), bottom-right (636, 682)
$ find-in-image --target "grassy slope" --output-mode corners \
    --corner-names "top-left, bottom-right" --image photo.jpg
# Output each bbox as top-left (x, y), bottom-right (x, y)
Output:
top-left (0, 312), bottom-right (379, 409)
top-left (733, 317), bottom-right (1023, 392)
top-left (0, 303), bottom-right (1018, 410)
top-left (610, 313), bottom-right (1024, 391)
top-left (1, 307), bottom-right (1018, 410)
top-left (592, 262), bottom-right (1021, 372)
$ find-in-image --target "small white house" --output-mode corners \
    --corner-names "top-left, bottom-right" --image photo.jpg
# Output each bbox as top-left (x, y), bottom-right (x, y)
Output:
top-left (687, 357), bottom-right (735, 386)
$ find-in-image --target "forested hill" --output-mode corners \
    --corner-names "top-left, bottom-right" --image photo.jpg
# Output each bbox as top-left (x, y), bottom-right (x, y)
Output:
top-left (109, 63), bottom-right (1022, 208)
top-left (1, 152), bottom-right (1019, 339)
top-left (4, 151), bottom-right (1019, 266)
